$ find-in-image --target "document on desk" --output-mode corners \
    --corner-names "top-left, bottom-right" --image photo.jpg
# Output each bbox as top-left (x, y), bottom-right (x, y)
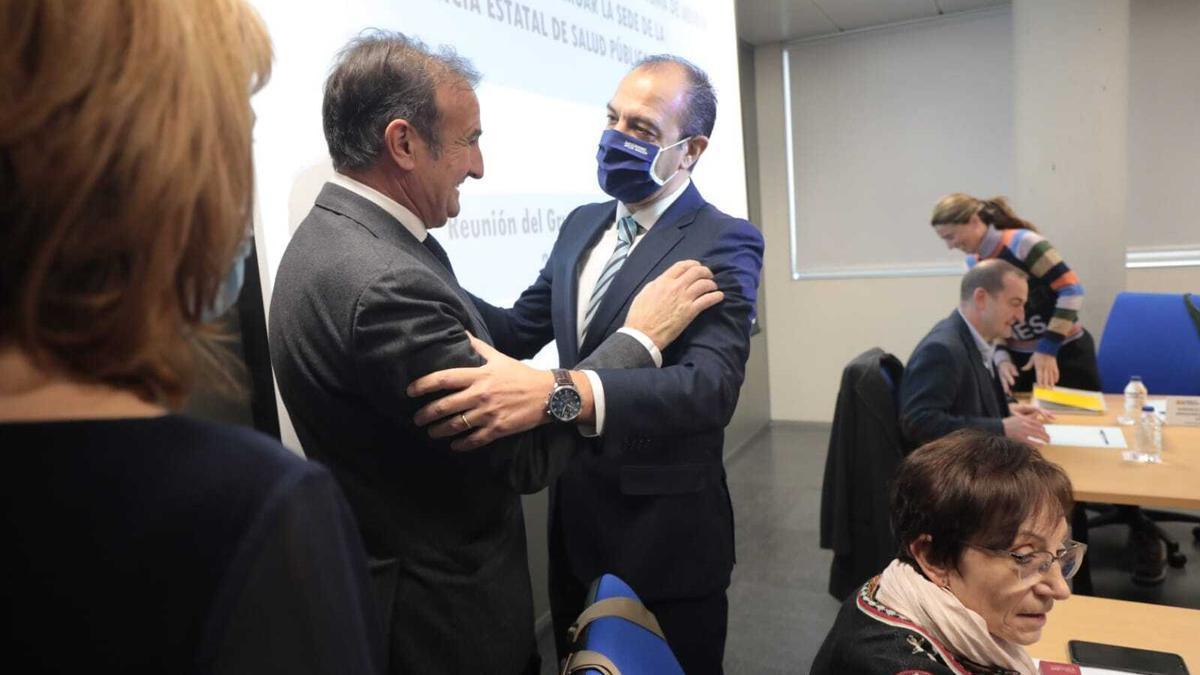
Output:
top-left (1044, 425), bottom-right (1128, 448)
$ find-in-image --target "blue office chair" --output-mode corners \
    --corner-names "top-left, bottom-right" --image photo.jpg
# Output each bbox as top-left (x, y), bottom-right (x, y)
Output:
top-left (1097, 292), bottom-right (1200, 395)
top-left (561, 574), bottom-right (684, 675)
top-left (1091, 291), bottom-right (1200, 574)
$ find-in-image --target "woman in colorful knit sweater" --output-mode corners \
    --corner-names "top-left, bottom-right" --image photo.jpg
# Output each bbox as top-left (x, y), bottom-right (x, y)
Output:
top-left (930, 193), bottom-right (1101, 393)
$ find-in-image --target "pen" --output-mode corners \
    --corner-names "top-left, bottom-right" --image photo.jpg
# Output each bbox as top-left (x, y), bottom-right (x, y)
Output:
top-left (1100, 429), bottom-right (1110, 446)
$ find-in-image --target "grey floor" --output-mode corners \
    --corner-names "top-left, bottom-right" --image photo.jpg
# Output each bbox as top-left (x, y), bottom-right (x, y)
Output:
top-left (540, 422), bottom-right (1200, 674)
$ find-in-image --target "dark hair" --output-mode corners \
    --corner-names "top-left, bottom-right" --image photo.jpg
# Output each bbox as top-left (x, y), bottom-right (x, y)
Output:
top-left (892, 430), bottom-right (1074, 572)
top-left (633, 54), bottom-right (717, 139)
top-left (322, 30), bottom-right (480, 170)
top-left (931, 193), bottom-right (1040, 233)
top-left (960, 258), bottom-right (1026, 302)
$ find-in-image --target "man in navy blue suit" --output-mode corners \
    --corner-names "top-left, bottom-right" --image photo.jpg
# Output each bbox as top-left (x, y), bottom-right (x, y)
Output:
top-left (410, 55), bottom-right (763, 674)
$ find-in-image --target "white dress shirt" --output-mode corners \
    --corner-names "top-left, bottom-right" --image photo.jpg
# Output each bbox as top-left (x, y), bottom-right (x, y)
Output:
top-left (576, 179), bottom-right (691, 436)
top-left (329, 173), bottom-right (428, 242)
top-left (957, 307), bottom-right (997, 376)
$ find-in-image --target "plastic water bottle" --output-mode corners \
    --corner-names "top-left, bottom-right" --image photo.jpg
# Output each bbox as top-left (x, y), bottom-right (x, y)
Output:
top-left (1124, 405), bottom-right (1163, 464)
top-left (1119, 376), bottom-right (1148, 425)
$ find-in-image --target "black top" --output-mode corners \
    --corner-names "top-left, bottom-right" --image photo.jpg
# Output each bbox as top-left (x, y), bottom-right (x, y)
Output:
top-left (812, 578), bottom-right (1016, 675)
top-left (0, 414), bottom-right (382, 674)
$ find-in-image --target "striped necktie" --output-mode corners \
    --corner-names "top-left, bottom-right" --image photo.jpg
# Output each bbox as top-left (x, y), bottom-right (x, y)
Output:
top-left (581, 215), bottom-right (641, 343)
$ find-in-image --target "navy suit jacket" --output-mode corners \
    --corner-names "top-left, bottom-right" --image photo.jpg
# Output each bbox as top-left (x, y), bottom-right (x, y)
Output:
top-left (471, 182), bottom-right (764, 600)
top-left (899, 311), bottom-right (1010, 447)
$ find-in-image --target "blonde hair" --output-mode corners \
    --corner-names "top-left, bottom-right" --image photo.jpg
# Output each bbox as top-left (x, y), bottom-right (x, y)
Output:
top-left (0, 0), bottom-right (272, 406)
top-left (930, 193), bottom-right (1039, 233)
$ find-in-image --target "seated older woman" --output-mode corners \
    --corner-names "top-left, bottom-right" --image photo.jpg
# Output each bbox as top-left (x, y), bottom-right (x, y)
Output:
top-left (812, 429), bottom-right (1084, 675)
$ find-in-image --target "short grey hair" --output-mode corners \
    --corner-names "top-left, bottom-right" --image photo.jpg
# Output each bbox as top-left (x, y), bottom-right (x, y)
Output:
top-left (322, 30), bottom-right (480, 170)
top-left (960, 259), bottom-right (1026, 302)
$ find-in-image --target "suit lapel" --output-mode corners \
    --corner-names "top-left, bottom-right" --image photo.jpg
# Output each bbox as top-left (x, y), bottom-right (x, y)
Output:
top-left (314, 182), bottom-right (492, 341)
top-left (578, 184), bottom-right (704, 357)
top-left (951, 312), bottom-right (1001, 417)
top-left (557, 203), bottom-right (616, 365)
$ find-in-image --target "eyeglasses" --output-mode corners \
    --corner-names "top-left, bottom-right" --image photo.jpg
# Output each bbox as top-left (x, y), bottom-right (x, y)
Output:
top-left (965, 540), bottom-right (1088, 581)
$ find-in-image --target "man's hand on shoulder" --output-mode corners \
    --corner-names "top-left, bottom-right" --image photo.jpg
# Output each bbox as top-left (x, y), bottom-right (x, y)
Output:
top-left (624, 259), bottom-right (724, 350)
top-left (407, 334), bottom-right (593, 451)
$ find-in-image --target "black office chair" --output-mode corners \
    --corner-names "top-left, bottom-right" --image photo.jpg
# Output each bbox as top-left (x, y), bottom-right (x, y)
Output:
top-left (819, 347), bottom-right (905, 600)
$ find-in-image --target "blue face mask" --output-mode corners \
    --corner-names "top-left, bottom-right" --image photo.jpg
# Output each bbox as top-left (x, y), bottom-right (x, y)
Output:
top-left (595, 129), bottom-right (691, 204)
top-left (202, 236), bottom-right (253, 322)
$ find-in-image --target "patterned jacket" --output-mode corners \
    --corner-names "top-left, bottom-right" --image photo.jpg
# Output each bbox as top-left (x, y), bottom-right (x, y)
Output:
top-left (811, 577), bottom-right (1020, 675)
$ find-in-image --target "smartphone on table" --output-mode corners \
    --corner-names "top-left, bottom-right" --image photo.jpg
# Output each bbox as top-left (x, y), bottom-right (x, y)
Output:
top-left (1068, 640), bottom-right (1189, 675)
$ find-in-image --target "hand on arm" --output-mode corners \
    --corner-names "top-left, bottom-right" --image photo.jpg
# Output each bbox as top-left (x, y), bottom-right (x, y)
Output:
top-left (410, 258), bottom-right (725, 447)
top-left (623, 259), bottom-right (724, 350)
top-left (589, 223), bottom-right (764, 439)
top-left (407, 334), bottom-right (595, 451)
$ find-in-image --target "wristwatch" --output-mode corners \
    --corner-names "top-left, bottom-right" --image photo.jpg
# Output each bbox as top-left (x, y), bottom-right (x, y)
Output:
top-left (545, 368), bottom-right (583, 423)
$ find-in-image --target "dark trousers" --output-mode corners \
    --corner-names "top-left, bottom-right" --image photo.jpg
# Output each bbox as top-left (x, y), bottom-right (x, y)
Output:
top-left (1009, 328), bottom-right (1101, 392)
top-left (520, 651), bottom-right (541, 675)
top-left (549, 546), bottom-right (729, 675)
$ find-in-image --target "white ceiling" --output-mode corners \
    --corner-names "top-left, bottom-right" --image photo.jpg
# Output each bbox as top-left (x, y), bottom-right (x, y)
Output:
top-left (736, 0), bottom-right (1009, 45)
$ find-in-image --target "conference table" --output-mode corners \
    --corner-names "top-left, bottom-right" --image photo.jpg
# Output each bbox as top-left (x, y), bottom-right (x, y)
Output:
top-left (1028, 594), bottom-right (1200, 671)
top-left (1037, 394), bottom-right (1200, 510)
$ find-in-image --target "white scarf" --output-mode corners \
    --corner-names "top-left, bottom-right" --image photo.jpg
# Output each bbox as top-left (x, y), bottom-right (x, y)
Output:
top-left (876, 560), bottom-right (1037, 675)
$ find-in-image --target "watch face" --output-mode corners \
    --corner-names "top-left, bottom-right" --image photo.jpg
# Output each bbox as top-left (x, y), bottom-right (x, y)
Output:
top-left (549, 387), bottom-right (583, 421)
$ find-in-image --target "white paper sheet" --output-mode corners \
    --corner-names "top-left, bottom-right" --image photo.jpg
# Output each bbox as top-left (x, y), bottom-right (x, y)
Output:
top-left (1043, 425), bottom-right (1128, 449)
top-left (1147, 398), bottom-right (1168, 416)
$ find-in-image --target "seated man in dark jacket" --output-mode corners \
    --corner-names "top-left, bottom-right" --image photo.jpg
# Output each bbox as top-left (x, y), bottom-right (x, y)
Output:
top-left (900, 259), bottom-right (1052, 447)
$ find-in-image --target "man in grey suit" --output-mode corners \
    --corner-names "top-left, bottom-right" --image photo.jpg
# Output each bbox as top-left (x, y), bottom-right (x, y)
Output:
top-left (268, 32), bottom-right (722, 675)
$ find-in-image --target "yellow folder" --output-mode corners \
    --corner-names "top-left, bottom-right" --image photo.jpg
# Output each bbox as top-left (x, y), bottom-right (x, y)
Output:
top-left (1032, 385), bottom-right (1107, 414)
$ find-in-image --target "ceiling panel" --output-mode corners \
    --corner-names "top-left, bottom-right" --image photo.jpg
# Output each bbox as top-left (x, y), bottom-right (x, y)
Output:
top-left (736, 0), bottom-right (1010, 45)
top-left (812, 0), bottom-right (937, 31)
top-left (736, 0), bottom-right (838, 45)
top-left (936, 0), bottom-right (1008, 13)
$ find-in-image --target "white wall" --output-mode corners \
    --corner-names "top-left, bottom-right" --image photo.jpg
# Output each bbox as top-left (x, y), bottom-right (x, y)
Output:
top-left (723, 40), bottom-right (772, 450)
top-left (786, 8), bottom-right (1012, 276)
top-left (1012, 0), bottom-right (1129, 336)
top-left (1129, 0), bottom-right (1200, 253)
top-left (754, 6), bottom-right (1200, 424)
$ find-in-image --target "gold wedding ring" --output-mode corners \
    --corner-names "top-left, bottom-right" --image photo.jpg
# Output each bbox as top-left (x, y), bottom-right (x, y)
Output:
top-left (460, 412), bottom-right (472, 430)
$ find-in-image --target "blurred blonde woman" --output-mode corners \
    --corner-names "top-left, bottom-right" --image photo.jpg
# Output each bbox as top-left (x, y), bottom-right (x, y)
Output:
top-left (930, 194), bottom-right (1100, 393)
top-left (0, 2), bottom-right (380, 672)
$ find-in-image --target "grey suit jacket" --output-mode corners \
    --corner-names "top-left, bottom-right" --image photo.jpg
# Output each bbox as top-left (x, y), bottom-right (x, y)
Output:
top-left (268, 183), bottom-right (651, 675)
